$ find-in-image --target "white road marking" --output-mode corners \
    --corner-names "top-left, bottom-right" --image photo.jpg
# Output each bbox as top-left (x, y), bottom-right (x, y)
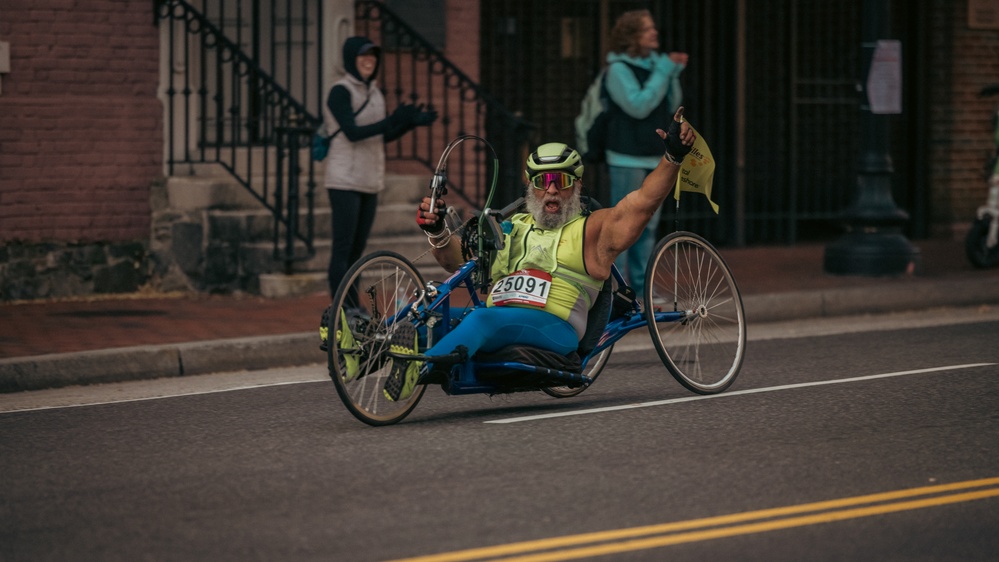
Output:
top-left (484, 363), bottom-right (996, 424)
top-left (3, 305), bottom-right (997, 414)
top-left (0, 365), bottom-right (328, 413)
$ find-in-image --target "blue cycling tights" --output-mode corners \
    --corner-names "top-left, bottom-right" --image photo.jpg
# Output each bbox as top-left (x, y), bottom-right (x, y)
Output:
top-left (426, 306), bottom-right (578, 360)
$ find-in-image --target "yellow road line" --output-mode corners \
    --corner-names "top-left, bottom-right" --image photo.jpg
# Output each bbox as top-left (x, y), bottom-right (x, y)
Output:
top-left (387, 477), bottom-right (999, 562)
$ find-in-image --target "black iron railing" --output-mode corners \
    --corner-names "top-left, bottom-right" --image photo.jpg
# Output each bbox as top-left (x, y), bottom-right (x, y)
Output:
top-left (355, 0), bottom-right (535, 208)
top-left (154, 0), bottom-right (535, 272)
top-left (154, 0), bottom-right (321, 269)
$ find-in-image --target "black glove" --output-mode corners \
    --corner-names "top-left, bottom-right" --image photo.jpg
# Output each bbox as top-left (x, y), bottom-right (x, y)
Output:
top-left (391, 103), bottom-right (417, 124)
top-left (661, 116), bottom-right (692, 165)
top-left (416, 198), bottom-right (446, 235)
top-left (412, 103), bottom-right (438, 126)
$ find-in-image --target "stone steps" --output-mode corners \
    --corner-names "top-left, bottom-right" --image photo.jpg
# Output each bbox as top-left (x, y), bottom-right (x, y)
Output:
top-left (155, 153), bottom-right (439, 296)
top-left (257, 234), bottom-right (449, 298)
top-left (166, 169), bottom-right (426, 211)
top-left (204, 201), bottom-right (424, 243)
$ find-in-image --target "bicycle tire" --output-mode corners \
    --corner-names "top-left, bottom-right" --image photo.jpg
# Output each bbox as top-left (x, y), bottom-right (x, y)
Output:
top-left (965, 217), bottom-right (999, 268)
top-left (541, 344), bottom-right (613, 398)
top-left (328, 251), bottom-right (429, 426)
top-left (644, 232), bottom-right (746, 394)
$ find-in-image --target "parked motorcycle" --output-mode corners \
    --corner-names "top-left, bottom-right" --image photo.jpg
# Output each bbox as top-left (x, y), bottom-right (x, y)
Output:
top-left (966, 83), bottom-right (999, 268)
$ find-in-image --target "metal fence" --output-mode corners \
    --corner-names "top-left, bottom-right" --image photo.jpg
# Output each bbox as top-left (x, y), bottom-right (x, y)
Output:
top-left (155, 0), bottom-right (536, 272)
top-left (155, 0), bottom-right (322, 269)
top-left (477, 0), bottom-right (905, 247)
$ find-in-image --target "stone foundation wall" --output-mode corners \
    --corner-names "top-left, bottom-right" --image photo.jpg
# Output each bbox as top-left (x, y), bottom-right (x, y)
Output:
top-left (150, 180), bottom-right (251, 296)
top-left (0, 240), bottom-right (151, 301)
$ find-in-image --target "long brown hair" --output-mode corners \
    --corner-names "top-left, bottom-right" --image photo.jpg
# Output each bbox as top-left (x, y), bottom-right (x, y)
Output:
top-left (609, 9), bottom-right (652, 58)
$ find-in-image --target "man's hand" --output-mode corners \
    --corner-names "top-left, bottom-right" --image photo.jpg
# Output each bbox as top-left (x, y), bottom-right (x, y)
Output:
top-left (416, 196), bottom-right (446, 234)
top-left (656, 107), bottom-right (695, 166)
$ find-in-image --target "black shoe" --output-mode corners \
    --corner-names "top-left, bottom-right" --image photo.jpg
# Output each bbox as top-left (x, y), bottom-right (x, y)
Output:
top-left (382, 323), bottom-right (421, 402)
top-left (319, 306), bottom-right (331, 352)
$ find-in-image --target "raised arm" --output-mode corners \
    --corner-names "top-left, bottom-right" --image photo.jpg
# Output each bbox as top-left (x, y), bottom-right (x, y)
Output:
top-left (584, 106), bottom-right (695, 280)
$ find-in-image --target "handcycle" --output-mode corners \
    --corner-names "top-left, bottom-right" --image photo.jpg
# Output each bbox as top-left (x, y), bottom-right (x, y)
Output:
top-left (324, 136), bottom-right (746, 426)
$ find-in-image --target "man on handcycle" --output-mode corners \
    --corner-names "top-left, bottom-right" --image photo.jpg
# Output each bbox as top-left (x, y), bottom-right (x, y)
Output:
top-left (384, 107), bottom-right (695, 401)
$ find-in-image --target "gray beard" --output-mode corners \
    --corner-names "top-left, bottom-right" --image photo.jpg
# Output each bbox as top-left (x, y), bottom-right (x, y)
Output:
top-left (523, 187), bottom-right (583, 229)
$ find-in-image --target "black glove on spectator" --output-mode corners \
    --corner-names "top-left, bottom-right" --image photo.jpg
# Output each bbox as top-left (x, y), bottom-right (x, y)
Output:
top-left (412, 103), bottom-right (438, 126)
top-left (392, 103), bottom-right (417, 124)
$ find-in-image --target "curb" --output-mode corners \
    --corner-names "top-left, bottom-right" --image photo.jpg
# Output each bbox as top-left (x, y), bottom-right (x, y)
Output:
top-left (0, 334), bottom-right (323, 393)
top-left (3, 279), bottom-right (999, 393)
top-left (742, 277), bottom-right (999, 323)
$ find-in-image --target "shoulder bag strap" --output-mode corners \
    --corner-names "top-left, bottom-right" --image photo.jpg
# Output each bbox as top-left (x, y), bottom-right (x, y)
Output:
top-left (326, 96), bottom-right (372, 140)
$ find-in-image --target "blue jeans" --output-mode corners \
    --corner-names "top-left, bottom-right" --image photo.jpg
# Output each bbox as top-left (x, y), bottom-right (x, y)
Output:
top-left (608, 165), bottom-right (661, 298)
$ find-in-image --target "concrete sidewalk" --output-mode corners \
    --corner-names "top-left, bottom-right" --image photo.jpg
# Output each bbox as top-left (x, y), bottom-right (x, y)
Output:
top-left (3, 239), bottom-right (999, 393)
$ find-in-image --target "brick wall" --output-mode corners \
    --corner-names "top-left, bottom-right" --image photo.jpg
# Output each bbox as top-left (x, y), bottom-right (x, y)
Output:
top-left (383, 0), bottom-right (480, 173)
top-left (445, 0), bottom-right (479, 81)
top-left (929, 0), bottom-right (999, 236)
top-left (0, 0), bottom-right (162, 244)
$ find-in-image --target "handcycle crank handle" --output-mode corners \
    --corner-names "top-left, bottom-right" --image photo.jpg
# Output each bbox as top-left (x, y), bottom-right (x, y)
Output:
top-left (427, 172), bottom-right (447, 216)
top-left (494, 197), bottom-right (525, 221)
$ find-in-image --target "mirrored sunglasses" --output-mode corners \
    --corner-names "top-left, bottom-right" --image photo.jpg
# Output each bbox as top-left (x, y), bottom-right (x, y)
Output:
top-left (529, 172), bottom-right (577, 191)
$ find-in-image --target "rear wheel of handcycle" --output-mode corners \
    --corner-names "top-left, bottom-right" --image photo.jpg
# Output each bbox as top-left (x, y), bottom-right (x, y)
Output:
top-left (541, 345), bottom-right (613, 398)
top-left (328, 251), bottom-right (430, 426)
top-left (644, 232), bottom-right (746, 394)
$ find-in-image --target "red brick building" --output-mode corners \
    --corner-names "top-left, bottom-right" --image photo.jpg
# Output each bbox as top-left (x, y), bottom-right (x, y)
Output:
top-left (1, 0), bottom-right (997, 300)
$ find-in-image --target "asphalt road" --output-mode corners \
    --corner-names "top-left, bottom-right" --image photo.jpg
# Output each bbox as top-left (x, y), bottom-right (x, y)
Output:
top-left (2, 309), bottom-right (998, 561)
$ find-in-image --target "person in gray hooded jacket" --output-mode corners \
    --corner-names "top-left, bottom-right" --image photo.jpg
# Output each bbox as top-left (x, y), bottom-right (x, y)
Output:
top-left (322, 36), bottom-right (437, 305)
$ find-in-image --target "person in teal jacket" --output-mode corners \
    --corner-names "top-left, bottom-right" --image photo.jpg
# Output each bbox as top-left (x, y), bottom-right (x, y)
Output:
top-left (604, 9), bottom-right (688, 301)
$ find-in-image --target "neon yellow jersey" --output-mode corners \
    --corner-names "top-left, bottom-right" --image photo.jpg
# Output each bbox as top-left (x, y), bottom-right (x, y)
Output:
top-left (487, 214), bottom-right (604, 338)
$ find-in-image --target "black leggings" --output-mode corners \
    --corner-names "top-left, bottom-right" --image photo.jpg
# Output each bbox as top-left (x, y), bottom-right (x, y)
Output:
top-left (327, 189), bottom-right (378, 303)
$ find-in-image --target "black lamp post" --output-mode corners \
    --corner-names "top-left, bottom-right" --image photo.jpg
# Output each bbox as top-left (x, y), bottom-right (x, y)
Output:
top-left (824, 0), bottom-right (920, 275)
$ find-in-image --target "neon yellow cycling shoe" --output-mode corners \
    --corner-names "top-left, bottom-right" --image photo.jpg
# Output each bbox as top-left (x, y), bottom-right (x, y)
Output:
top-left (334, 307), bottom-right (361, 382)
top-left (382, 323), bottom-right (422, 401)
top-left (319, 306), bottom-right (331, 352)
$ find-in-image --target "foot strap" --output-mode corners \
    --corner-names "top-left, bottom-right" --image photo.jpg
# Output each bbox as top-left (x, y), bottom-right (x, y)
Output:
top-left (387, 345), bottom-right (467, 364)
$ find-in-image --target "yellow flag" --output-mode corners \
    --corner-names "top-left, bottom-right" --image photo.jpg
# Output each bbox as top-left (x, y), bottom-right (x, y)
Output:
top-left (674, 124), bottom-right (719, 214)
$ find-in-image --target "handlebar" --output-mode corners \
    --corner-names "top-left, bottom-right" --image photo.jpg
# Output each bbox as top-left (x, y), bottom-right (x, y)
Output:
top-left (429, 135), bottom-right (502, 292)
top-left (427, 172), bottom-right (447, 220)
top-left (494, 196), bottom-right (525, 221)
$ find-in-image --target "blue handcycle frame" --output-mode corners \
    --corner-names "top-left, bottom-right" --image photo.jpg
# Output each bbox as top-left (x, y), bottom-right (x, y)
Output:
top-left (389, 252), bottom-right (686, 396)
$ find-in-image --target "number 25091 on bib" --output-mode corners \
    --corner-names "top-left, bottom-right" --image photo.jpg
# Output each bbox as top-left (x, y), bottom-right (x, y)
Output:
top-left (490, 269), bottom-right (552, 307)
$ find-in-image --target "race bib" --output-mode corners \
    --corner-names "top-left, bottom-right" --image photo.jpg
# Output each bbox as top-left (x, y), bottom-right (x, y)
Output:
top-left (490, 269), bottom-right (552, 307)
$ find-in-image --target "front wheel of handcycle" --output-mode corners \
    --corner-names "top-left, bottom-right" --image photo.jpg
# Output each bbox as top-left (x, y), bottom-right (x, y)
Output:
top-left (327, 251), bottom-right (430, 426)
top-left (645, 232), bottom-right (746, 394)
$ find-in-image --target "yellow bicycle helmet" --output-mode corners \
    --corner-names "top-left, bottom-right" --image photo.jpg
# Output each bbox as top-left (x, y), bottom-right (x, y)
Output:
top-left (525, 142), bottom-right (584, 181)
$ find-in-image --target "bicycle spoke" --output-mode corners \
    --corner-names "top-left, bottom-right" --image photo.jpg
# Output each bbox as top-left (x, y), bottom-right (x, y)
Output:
top-left (646, 232), bottom-right (746, 394)
top-left (328, 252), bottom-right (429, 426)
